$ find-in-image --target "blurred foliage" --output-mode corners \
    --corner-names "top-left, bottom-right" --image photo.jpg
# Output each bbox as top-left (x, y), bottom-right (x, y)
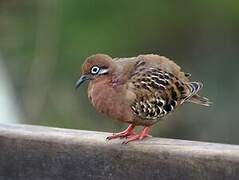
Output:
top-left (0, 0), bottom-right (239, 144)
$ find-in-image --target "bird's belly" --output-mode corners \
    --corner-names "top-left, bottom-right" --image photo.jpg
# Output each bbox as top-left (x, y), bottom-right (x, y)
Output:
top-left (88, 84), bottom-right (132, 123)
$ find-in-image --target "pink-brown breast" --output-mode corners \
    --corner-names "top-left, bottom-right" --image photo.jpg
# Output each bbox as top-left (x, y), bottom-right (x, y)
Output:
top-left (88, 77), bottom-right (133, 123)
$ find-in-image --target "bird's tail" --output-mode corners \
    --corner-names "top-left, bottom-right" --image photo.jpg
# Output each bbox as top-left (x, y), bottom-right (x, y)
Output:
top-left (187, 94), bottom-right (212, 106)
top-left (185, 82), bottom-right (212, 106)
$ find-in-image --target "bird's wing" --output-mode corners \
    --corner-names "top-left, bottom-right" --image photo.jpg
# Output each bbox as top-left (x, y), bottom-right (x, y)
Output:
top-left (126, 56), bottom-right (192, 120)
top-left (135, 54), bottom-right (190, 82)
top-left (114, 54), bottom-right (190, 82)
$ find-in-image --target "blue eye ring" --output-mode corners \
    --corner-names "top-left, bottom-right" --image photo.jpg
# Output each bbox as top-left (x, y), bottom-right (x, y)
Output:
top-left (90, 65), bottom-right (100, 75)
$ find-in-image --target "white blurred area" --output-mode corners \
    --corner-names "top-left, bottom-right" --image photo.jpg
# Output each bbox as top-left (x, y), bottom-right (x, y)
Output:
top-left (0, 57), bottom-right (22, 123)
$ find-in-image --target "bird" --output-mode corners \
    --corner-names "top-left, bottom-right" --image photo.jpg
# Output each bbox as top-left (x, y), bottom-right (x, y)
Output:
top-left (75, 53), bottom-right (211, 144)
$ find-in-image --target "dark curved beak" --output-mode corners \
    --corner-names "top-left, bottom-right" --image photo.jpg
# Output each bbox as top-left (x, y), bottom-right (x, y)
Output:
top-left (75, 75), bottom-right (90, 89)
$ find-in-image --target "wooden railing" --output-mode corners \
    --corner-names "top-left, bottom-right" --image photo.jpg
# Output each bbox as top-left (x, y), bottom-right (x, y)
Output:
top-left (0, 123), bottom-right (238, 180)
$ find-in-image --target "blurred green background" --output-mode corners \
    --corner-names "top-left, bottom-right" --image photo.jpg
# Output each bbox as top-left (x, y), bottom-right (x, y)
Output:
top-left (0, 0), bottom-right (239, 144)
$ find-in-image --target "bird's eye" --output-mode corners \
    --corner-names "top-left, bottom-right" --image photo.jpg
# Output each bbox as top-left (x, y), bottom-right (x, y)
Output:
top-left (90, 65), bottom-right (100, 75)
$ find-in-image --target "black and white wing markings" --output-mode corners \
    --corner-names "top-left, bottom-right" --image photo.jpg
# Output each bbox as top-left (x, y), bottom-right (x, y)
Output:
top-left (131, 96), bottom-right (167, 120)
top-left (130, 67), bottom-right (171, 92)
top-left (130, 67), bottom-right (187, 120)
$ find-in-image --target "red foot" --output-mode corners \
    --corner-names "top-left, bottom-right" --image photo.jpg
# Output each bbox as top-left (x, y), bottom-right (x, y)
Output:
top-left (122, 126), bottom-right (150, 144)
top-left (106, 124), bottom-right (135, 140)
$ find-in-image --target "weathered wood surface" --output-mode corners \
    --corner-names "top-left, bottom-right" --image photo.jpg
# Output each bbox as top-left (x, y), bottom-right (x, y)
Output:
top-left (0, 123), bottom-right (238, 180)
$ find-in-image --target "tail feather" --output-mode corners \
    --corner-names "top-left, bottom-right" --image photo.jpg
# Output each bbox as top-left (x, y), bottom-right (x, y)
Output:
top-left (187, 94), bottom-right (212, 106)
top-left (183, 82), bottom-right (203, 102)
top-left (188, 82), bottom-right (203, 95)
top-left (184, 81), bottom-right (211, 106)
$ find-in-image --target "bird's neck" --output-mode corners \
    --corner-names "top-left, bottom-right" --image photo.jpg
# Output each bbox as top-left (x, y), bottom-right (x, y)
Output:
top-left (91, 75), bottom-right (113, 86)
top-left (91, 73), bottom-right (124, 88)
top-left (87, 74), bottom-right (131, 123)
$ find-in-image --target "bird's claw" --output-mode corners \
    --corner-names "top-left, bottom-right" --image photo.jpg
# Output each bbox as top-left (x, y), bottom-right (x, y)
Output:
top-left (106, 124), bottom-right (135, 140)
top-left (122, 127), bottom-right (150, 144)
top-left (122, 134), bottom-right (150, 144)
top-left (106, 132), bottom-right (134, 140)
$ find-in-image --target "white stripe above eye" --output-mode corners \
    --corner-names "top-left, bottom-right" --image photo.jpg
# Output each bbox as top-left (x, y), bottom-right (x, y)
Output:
top-left (99, 69), bottom-right (109, 75)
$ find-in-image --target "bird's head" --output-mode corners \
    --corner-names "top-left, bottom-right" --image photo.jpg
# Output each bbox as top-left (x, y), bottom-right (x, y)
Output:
top-left (75, 54), bottom-right (115, 89)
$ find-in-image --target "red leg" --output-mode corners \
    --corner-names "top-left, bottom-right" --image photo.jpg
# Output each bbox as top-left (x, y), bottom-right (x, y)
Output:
top-left (122, 126), bottom-right (150, 144)
top-left (106, 124), bottom-right (135, 140)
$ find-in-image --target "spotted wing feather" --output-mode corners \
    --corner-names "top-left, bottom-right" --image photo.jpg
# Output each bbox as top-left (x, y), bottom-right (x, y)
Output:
top-left (130, 63), bottom-right (189, 120)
